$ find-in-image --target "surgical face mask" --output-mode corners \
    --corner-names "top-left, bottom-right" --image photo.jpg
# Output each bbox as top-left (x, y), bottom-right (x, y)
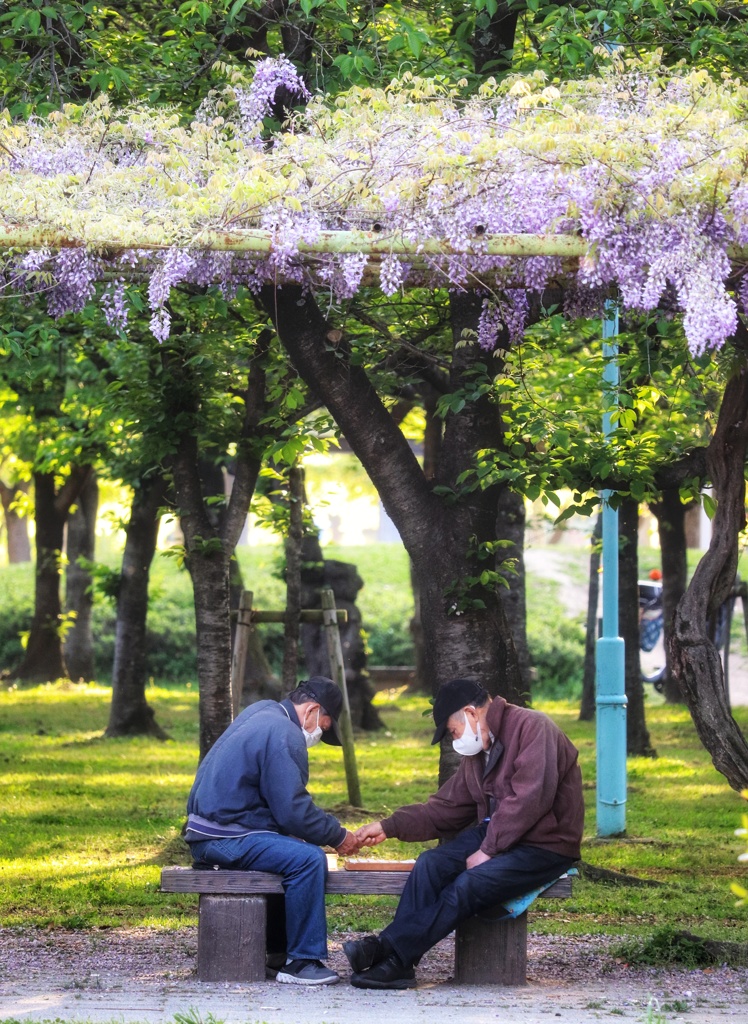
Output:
top-left (303, 708), bottom-right (323, 748)
top-left (452, 716), bottom-right (483, 756)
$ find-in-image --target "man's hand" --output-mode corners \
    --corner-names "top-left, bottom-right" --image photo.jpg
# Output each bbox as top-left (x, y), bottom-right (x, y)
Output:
top-left (355, 821), bottom-right (387, 847)
top-left (336, 830), bottom-right (361, 856)
top-left (466, 849), bottom-right (492, 870)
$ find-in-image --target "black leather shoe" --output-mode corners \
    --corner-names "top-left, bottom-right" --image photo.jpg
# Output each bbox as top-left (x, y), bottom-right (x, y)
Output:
top-left (343, 935), bottom-right (385, 974)
top-left (350, 953), bottom-right (417, 990)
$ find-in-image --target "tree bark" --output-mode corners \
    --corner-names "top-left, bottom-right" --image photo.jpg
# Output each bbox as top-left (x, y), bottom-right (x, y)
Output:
top-left (0, 479), bottom-right (31, 563)
top-left (167, 332), bottom-right (270, 760)
top-left (472, 1), bottom-right (520, 75)
top-left (64, 471), bottom-right (98, 682)
top-left (579, 515), bottom-right (602, 721)
top-left (619, 497), bottom-right (655, 757)
top-left (14, 466), bottom-right (91, 682)
top-left (260, 286), bottom-right (522, 786)
top-left (650, 489), bottom-right (689, 703)
top-left (495, 487), bottom-right (531, 704)
top-left (106, 472), bottom-right (169, 739)
top-left (671, 327), bottom-right (748, 791)
top-left (409, 395), bottom-right (442, 691)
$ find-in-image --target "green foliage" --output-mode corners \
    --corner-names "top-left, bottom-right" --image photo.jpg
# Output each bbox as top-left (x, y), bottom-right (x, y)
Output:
top-left (612, 926), bottom-right (713, 968)
top-left (172, 1009), bottom-right (225, 1024)
top-left (528, 611), bottom-right (586, 701)
top-left (457, 316), bottom-right (726, 518)
top-left (517, 0), bottom-right (748, 80)
top-left (3, 0), bottom-right (747, 126)
top-left (0, 544), bottom-right (414, 680)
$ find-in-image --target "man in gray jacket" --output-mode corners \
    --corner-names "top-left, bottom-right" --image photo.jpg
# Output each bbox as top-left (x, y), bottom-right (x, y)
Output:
top-left (185, 677), bottom-right (360, 986)
top-left (346, 678), bottom-right (584, 989)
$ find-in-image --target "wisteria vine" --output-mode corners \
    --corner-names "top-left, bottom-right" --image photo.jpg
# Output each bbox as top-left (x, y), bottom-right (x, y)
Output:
top-left (1, 55), bottom-right (748, 353)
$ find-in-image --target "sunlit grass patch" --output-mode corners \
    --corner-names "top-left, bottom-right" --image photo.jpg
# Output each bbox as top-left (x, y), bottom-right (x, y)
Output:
top-left (1, 684), bottom-right (748, 940)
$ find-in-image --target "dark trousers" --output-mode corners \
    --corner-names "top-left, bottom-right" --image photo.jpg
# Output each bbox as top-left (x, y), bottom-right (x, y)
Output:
top-left (381, 825), bottom-right (572, 967)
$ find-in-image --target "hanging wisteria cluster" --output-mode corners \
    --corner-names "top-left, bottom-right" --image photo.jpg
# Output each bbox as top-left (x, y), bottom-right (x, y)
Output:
top-left (1, 55), bottom-right (748, 353)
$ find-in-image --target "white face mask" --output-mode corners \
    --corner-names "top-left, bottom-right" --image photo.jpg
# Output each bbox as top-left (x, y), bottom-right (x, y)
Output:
top-left (303, 708), bottom-right (323, 748)
top-left (452, 716), bottom-right (483, 756)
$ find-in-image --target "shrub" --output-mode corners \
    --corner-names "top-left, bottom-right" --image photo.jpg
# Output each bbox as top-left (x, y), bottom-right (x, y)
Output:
top-left (0, 545), bottom-right (416, 682)
top-left (527, 609), bottom-right (585, 701)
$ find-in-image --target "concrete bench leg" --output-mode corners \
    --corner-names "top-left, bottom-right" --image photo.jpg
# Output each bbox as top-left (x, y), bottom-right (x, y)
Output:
top-left (197, 894), bottom-right (267, 982)
top-left (454, 908), bottom-right (527, 985)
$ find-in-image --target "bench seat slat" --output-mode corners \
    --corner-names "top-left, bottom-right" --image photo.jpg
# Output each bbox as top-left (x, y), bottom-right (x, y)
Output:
top-left (159, 865), bottom-right (572, 899)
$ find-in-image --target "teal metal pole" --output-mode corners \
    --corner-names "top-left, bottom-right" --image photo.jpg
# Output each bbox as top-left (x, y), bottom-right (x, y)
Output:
top-left (596, 303), bottom-right (627, 836)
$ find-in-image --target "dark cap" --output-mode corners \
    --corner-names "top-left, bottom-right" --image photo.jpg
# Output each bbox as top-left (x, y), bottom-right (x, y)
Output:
top-left (298, 676), bottom-right (343, 746)
top-left (431, 679), bottom-right (488, 745)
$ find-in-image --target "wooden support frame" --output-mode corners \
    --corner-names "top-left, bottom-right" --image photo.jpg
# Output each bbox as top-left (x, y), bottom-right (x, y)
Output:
top-left (229, 589), bottom-right (361, 806)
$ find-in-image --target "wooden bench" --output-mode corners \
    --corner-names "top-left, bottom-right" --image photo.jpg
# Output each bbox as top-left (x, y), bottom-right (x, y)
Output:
top-left (160, 865), bottom-right (572, 986)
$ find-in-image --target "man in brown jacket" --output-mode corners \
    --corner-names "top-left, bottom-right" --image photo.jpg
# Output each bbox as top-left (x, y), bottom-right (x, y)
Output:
top-left (345, 678), bottom-right (584, 989)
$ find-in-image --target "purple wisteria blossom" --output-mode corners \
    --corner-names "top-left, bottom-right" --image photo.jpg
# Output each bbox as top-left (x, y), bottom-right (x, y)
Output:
top-left (477, 291), bottom-right (529, 351)
top-left (47, 250), bottom-right (98, 318)
top-left (235, 55), bottom-right (311, 138)
top-left (3, 64), bottom-right (748, 350)
top-left (379, 254), bottom-right (409, 296)
top-left (477, 299), bottom-right (504, 351)
top-left (101, 279), bottom-right (129, 333)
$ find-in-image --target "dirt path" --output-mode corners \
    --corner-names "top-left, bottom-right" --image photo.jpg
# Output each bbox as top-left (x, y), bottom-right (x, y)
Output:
top-left (1, 928), bottom-right (747, 1024)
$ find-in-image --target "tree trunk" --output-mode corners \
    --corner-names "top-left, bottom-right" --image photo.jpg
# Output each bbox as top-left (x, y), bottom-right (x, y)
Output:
top-left (170, 431), bottom-right (236, 758)
top-left (106, 472), bottom-right (169, 739)
top-left (579, 515), bottom-right (602, 721)
top-left (14, 466), bottom-right (91, 682)
top-left (0, 479), bottom-right (31, 563)
top-left (650, 489), bottom-right (688, 703)
top-left (472, 1), bottom-right (520, 75)
top-left (166, 333), bottom-right (270, 760)
top-left (495, 487), bottom-right (531, 704)
top-left (409, 558), bottom-right (427, 692)
top-left (64, 472), bottom-right (98, 681)
top-left (189, 542), bottom-right (234, 757)
top-left (619, 498), bottom-right (655, 757)
top-left (409, 396), bottom-right (442, 691)
top-left (260, 286), bottom-right (522, 786)
top-left (671, 330), bottom-right (748, 791)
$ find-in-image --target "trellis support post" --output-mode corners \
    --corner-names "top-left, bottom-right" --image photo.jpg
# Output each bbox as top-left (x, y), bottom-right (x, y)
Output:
top-left (596, 302), bottom-right (627, 836)
top-left (320, 587), bottom-right (362, 808)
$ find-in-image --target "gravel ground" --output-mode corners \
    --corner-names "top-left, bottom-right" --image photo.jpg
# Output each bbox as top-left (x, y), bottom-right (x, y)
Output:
top-left (1, 927), bottom-right (747, 1024)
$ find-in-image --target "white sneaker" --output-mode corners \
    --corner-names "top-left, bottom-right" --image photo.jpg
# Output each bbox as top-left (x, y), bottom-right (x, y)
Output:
top-left (276, 958), bottom-right (340, 986)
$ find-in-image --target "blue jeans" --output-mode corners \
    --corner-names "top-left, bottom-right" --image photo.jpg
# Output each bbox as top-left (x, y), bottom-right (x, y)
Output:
top-left (381, 825), bottom-right (573, 967)
top-left (188, 833), bottom-right (328, 961)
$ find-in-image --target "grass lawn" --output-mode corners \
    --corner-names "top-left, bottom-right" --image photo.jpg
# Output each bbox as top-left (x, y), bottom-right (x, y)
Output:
top-left (1, 681), bottom-right (747, 942)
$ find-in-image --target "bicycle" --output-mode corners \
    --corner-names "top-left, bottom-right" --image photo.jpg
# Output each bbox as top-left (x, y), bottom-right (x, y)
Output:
top-left (639, 579), bottom-right (665, 690)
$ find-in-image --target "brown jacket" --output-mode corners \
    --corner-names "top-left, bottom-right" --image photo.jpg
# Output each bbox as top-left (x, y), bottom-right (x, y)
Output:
top-left (381, 697), bottom-right (584, 860)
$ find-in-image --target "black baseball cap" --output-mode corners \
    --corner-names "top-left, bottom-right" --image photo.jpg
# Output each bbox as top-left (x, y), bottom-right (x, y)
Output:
top-left (431, 679), bottom-right (489, 745)
top-left (298, 676), bottom-right (343, 746)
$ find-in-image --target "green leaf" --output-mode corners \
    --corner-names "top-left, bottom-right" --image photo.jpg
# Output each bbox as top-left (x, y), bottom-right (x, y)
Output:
top-left (702, 493), bottom-right (717, 520)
